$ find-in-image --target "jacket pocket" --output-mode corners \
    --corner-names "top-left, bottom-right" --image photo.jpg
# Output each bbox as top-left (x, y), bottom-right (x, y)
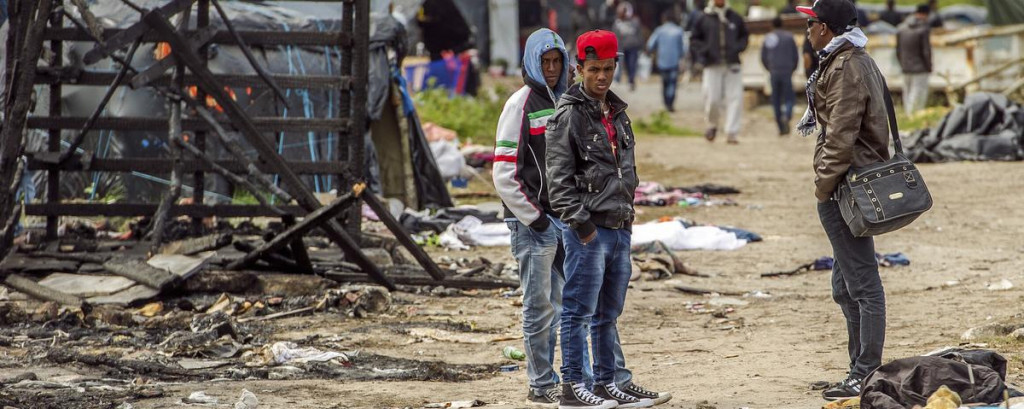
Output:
top-left (578, 132), bottom-right (605, 163)
top-left (621, 119), bottom-right (636, 150)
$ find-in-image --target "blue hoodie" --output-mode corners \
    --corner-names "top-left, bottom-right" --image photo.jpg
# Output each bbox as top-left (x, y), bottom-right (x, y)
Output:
top-left (491, 29), bottom-right (572, 230)
top-left (522, 28), bottom-right (571, 101)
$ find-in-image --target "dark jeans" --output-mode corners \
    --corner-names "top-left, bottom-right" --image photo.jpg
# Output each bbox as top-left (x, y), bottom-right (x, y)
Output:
top-left (818, 200), bottom-right (886, 379)
top-left (659, 67), bottom-right (680, 111)
top-left (560, 226), bottom-right (633, 385)
top-left (616, 49), bottom-right (640, 87)
top-left (770, 73), bottom-right (795, 134)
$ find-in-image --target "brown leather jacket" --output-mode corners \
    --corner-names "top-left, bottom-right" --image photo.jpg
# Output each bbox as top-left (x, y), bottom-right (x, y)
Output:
top-left (812, 42), bottom-right (892, 202)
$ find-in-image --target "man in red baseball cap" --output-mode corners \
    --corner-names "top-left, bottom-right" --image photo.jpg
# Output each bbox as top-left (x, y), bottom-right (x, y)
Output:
top-left (545, 29), bottom-right (670, 409)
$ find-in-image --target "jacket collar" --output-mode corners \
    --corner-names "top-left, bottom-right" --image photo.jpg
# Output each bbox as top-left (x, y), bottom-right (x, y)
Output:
top-left (559, 83), bottom-right (628, 119)
top-left (819, 41), bottom-right (856, 73)
top-left (523, 74), bottom-right (556, 103)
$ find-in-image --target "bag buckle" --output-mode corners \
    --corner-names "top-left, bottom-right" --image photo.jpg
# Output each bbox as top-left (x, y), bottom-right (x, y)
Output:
top-left (904, 172), bottom-right (919, 188)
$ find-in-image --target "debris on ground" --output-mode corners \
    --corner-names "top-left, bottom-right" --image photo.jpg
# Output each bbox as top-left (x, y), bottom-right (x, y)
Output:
top-left (234, 389), bottom-right (259, 409)
top-left (424, 399), bottom-right (486, 408)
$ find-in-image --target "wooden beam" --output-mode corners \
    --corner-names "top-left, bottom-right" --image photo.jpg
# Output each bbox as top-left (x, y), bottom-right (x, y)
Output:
top-left (361, 192), bottom-right (445, 281)
top-left (142, 10), bottom-right (394, 290)
top-left (226, 193), bottom-right (355, 270)
top-left (2, 274), bottom-right (89, 310)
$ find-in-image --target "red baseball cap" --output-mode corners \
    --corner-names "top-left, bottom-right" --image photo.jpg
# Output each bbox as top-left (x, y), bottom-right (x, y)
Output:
top-left (796, 4), bottom-right (817, 17)
top-left (576, 30), bottom-right (619, 61)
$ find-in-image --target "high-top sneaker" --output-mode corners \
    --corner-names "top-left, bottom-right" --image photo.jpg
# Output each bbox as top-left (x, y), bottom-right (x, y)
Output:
top-left (527, 386), bottom-right (560, 407)
top-left (619, 381), bottom-right (672, 406)
top-left (559, 383), bottom-right (617, 409)
top-left (594, 383), bottom-right (653, 408)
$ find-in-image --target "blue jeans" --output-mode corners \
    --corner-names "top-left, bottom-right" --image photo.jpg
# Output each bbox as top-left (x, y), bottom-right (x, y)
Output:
top-left (770, 73), bottom-right (795, 134)
top-left (818, 200), bottom-right (886, 379)
top-left (560, 226), bottom-right (634, 385)
top-left (509, 218), bottom-right (565, 392)
top-left (659, 67), bottom-right (680, 111)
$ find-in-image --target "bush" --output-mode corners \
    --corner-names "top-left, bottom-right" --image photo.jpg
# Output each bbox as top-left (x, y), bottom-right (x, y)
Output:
top-left (413, 85), bottom-right (512, 145)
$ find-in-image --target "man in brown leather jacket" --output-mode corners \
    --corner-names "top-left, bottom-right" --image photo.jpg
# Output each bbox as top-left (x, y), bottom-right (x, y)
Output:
top-left (797, 0), bottom-right (891, 401)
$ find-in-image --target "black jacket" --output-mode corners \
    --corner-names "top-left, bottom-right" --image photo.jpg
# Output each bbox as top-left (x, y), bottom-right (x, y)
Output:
top-left (545, 84), bottom-right (639, 238)
top-left (896, 17), bottom-right (932, 74)
top-left (689, 9), bottom-right (749, 66)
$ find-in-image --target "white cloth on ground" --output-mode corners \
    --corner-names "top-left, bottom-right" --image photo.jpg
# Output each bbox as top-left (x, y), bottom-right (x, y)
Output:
top-left (631, 221), bottom-right (747, 251)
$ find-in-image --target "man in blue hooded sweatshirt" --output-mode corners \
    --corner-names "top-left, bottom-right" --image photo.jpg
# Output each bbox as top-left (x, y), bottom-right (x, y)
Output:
top-left (493, 28), bottom-right (575, 405)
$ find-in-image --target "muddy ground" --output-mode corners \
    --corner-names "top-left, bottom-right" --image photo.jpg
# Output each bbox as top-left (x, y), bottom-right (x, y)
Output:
top-left (2, 79), bottom-right (1024, 409)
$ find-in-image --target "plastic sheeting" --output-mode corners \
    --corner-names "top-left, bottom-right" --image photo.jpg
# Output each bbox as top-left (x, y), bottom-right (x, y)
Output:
top-left (905, 92), bottom-right (1024, 162)
top-left (439, 215), bottom-right (511, 249)
top-left (55, 1), bottom-right (418, 201)
top-left (986, 0), bottom-right (1024, 26)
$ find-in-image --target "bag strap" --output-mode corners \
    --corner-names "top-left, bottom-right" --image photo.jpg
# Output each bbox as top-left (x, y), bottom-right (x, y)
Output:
top-left (878, 76), bottom-right (904, 155)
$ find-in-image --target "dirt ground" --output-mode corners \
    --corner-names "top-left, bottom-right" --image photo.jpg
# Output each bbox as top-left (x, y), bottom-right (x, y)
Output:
top-left (7, 79), bottom-right (1024, 409)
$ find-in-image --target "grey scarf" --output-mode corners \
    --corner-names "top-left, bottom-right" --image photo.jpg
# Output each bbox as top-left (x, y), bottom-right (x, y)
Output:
top-left (797, 27), bottom-right (869, 137)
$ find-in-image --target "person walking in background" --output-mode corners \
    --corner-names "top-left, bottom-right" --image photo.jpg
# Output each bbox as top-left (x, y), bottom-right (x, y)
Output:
top-left (547, 29), bottom-right (671, 408)
top-left (879, 0), bottom-right (904, 26)
top-left (780, 0), bottom-right (799, 15)
top-left (797, 0), bottom-right (892, 400)
top-left (896, 4), bottom-right (933, 116)
top-left (690, 0), bottom-right (749, 144)
top-left (612, 2), bottom-right (644, 92)
top-left (684, 0), bottom-right (707, 80)
top-left (493, 28), bottom-right (574, 406)
top-left (761, 16), bottom-right (799, 135)
top-left (926, 0), bottom-right (943, 28)
top-left (646, 10), bottom-right (687, 112)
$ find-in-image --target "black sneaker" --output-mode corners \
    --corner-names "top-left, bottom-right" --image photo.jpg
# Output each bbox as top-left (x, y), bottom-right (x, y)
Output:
top-left (595, 383), bottom-right (653, 408)
top-left (620, 381), bottom-right (673, 406)
top-left (560, 383), bottom-right (617, 409)
top-left (822, 377), bottom-right (862, 401)
top-left (528, 387), bottom-right (560, 406)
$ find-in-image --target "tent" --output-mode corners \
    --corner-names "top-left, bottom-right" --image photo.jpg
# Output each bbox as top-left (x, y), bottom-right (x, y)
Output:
top-left (986, 0), bottom-right (1024, 26)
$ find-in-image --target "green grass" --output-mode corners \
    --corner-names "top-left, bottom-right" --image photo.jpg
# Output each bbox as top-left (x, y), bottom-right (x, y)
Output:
top-left (897, 105), bottom-right (951, 132)
top-left (632, 111), bottom-right (702, 137)
top-left (413, 84), bottom-right (512, 146)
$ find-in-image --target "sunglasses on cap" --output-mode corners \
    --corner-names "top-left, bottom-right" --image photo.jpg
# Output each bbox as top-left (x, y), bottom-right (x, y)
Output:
top-left (807, 18), bottom-right (821, 28)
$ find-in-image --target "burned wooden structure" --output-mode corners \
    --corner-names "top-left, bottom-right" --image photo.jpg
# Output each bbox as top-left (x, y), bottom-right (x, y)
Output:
top-left (0, 0), bottom-right (502, 305)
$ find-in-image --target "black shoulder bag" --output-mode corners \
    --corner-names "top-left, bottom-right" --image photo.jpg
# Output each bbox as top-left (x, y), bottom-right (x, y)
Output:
top-left (835, 78), bottom-right (933, 237)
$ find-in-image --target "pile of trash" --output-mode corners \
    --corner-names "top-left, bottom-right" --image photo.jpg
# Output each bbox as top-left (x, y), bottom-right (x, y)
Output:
top-left (905, 93), bottom-right (1024, 162)
top-left (634, 182), bottom-right (741, 207)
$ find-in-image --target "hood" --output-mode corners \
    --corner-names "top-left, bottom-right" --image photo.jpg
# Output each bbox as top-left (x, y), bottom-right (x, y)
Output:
top-left (522, 28), bottom-right (572, 101)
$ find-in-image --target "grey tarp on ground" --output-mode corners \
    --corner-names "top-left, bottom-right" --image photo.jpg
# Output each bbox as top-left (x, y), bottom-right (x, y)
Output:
top-left (861, 355), bottom-right (1006, 409)
top-left (905, 92), bottom-right (1024, 162)
top-left (986, 0), bottom-right (1024, 26)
